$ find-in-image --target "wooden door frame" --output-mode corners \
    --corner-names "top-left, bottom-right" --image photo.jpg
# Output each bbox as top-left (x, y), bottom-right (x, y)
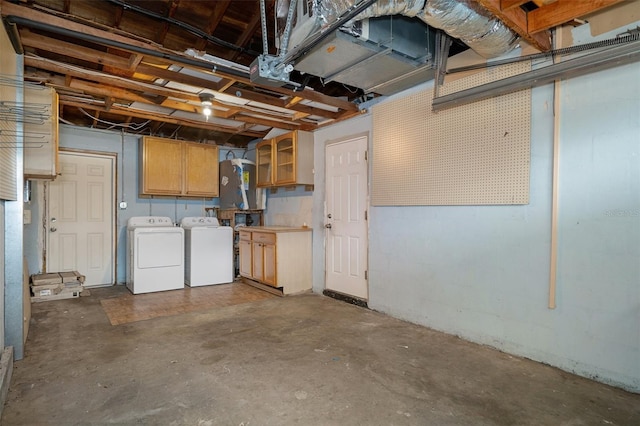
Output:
top-left (44, 148), bottom-right (117, 285)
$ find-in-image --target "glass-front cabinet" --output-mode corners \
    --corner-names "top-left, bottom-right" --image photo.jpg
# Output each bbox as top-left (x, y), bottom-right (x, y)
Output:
top-left (274, 132), bottom-right (296, 185)
top-left (256, 130), bottom-right (314, 188)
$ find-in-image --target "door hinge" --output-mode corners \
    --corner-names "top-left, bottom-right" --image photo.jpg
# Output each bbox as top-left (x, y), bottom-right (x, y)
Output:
top-left (364, 210), bottom-right (367, 220)
top-left (364, 150), bottom-right (368, 161)
top-left (364, 270), bottom-right (368, 280)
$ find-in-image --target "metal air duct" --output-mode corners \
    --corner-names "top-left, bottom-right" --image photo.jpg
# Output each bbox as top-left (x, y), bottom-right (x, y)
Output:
top-left (281, 0), bottom-right (519, 96)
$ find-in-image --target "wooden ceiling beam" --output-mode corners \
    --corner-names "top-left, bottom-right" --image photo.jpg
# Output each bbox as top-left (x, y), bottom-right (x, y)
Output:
top-left (473, 0), bottom-right (552, 51)
top-left (135, 63), bottom-right (220, 90)
top-left (228, 0), bottom-right (264, 62)
top-left (2, 0), bottom-right (357, 113)
top-left (0, 1), bottom-right (168, 52)
top-left (92, 110), bottom-right (100, 127)
top-left (104, 97), bottom-right (114, 112)
top-left (527, 0), bottom-right (625, 34)
top-left (194, 0), bottom-right (232, 51)
top-left (500, 0), bottom-right (529, 12)
top-left (25, 54), bottom-right (324, 126)
top-left (19, 29), bottom-right (132, 69)
top-left (65, 80), bottom-right (308, 132)
top-left (155, 0), bottom-right (181, 45)
top-left (24, 56), bottom-right (201, 102)
top-left (58, 96), bottom-right (268, 138)
top-left (532, 0), bottom-right (558, 7)
top-left (113, 2), bottom-right (124, 27)
top-left (69, 79), bottom-right (169, 106)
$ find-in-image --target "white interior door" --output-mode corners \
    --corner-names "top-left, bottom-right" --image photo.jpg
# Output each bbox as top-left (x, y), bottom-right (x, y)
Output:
top-left (325, 135), bottom-right (368, 299)
top-left (47, 151), bottom-right (115, 287)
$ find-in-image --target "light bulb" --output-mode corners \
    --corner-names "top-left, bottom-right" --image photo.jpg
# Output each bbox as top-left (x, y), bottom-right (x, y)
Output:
top-left (203, 105), bottom-right (212, 117)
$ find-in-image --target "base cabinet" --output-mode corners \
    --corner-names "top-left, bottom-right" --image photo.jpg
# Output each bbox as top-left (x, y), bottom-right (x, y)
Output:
top-left (239, 227), bottom-right (311, 295)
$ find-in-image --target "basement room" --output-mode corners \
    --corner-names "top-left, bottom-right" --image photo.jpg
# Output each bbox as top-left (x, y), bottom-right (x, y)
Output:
top-left (0, 0), bottom-right (639, 424)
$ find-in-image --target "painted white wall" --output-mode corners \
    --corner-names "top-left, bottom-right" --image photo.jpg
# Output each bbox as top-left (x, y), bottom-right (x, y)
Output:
top-left (263, 186), bottom-right (313, 227)
top-left (22, 125), bottom-right (249, 284)
top-left (0, 202), bottom-right (5, 348)
top-left (367, 25), bottom-right (639, 392)
top-left (308, 23), bottom-right (640, 392)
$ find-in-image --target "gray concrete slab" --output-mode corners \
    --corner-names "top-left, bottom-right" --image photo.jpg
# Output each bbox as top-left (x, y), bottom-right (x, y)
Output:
top-left (2, 286), bottom-right (639, 425)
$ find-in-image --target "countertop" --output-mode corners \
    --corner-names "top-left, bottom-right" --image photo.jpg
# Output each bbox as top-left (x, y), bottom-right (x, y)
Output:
top-left (239, 226), bottom-right (312, 233)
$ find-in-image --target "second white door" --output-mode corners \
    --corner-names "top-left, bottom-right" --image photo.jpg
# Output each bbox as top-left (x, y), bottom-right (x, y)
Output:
top-left (325, 135), bottom-right (368, 299)
top-left (47, 151), bottom-right (115, 287)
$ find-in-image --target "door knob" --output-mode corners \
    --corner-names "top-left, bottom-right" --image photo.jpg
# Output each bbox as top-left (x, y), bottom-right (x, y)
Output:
top-left (325, 223), bottom-right (332, 229)
top-left (50, 227), bottom-right (57, 232)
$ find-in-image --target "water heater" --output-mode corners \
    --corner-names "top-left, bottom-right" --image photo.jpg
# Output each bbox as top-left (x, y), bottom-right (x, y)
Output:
top-left (219, 158), bottom-right (262, 210)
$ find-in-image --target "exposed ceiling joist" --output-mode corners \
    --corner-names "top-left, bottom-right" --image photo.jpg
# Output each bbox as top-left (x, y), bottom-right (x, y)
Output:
top-left (527, 0), bottom-right (626, 34)
top-left (1, 0), bottom-right (627, 146)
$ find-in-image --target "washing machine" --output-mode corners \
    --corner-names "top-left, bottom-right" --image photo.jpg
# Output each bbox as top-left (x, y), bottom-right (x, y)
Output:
top-left (181, 217), bottom-right (234, 286)
top-left (127, 216), bottom-right (184, 294)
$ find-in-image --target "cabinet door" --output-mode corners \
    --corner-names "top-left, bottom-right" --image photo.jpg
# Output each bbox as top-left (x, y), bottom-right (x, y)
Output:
top-left (274, 132), bottom-right (296, 185)
top-left (263, 243), bottom-right (277, 286)
top-left (184, 143), bottom-right (219, 197)
top-left (24, 86), bottom-right (58, 180)
top-left (252, 242), bottom-right (264, 281)
top-left (239, 238), bottom-right (253, 278)
top-left (256, 140), bottom-right (273, 187)
top-left (141, 137), bottom-right (183, 195)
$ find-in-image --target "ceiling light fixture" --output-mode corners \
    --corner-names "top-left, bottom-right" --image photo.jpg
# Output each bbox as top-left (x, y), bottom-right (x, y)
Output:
top-left (199, 93), bottom-right (215, 121)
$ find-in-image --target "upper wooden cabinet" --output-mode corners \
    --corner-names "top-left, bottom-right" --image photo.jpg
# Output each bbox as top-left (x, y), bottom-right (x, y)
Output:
top-left (140, 136), bottom-right (219, 197)
top-left (24, 86), bottom-right (59, 180)
top-left (184, 142), bottom-right (219, 196)
top-left (256, 130), bottom-right (313, 187)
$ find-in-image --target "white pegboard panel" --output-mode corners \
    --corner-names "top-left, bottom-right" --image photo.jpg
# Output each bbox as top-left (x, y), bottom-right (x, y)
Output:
top-left (372, 62), bottom-right (531, 206)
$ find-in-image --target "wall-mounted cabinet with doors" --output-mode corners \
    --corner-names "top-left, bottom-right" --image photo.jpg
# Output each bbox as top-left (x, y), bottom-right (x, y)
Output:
top-left (139, 136), bottom-right (219, 197)
top-left (24, 85), bottom-right (59, 180)
top-left (256, 130), bottom-right (314, 187)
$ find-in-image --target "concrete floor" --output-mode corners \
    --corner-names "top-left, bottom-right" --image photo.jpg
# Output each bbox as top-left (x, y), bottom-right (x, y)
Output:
top-left (2, 285), bottom-right (639, 425)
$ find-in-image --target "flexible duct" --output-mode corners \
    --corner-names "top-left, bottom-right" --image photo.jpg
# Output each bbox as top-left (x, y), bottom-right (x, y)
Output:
top-left (417, 0), bottom-right (518, 58)
top-left (314, 0), bottom-right (518, 58)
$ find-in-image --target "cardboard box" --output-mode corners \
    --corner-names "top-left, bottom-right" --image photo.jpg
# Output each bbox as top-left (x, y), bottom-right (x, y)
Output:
top-left (31, 283), bottom-right (64, 297)
top-left (30, 271), bottom-right (86, 302)
top-left (31, 287), bottom-right (82, 303)
top-left (31, 271), bottom-right (86, 286)
top-left (31, 273), bottom-right (62, 286)
top-left (59, 271), bottom-right (86, 284)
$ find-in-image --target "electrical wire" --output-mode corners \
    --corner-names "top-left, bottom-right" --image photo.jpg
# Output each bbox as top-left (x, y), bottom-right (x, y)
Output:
top-left (77, 108), bottom-right (150, 130)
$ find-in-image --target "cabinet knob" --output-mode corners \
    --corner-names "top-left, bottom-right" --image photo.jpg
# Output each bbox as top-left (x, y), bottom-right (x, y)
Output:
top-left (324, 223), bottom-right (332, 229)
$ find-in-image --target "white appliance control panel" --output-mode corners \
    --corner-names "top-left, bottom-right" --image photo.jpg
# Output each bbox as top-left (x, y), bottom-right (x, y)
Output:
top-left (180, 217), bottom-right (220, 228)
top-left (127, 216), bottom-right (174, 229)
